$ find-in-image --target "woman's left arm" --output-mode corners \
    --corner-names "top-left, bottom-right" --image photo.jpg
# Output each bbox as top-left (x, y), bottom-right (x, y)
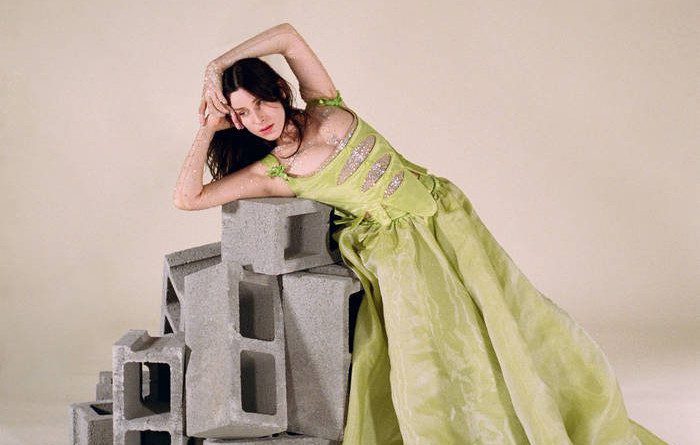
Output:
top-left (201, 23), bottom-right (336, 122)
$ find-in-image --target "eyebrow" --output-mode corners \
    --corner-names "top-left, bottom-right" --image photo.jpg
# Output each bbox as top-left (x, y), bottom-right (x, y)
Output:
top-left (233, 98), bottom-right (261, 112)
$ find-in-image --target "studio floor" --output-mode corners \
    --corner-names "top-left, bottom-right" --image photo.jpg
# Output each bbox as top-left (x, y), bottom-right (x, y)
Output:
top-left (0, 323), bottom-right (697, 445)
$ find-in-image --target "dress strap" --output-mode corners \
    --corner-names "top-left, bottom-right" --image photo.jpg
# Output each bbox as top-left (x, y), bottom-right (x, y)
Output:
top-left (260, 153), bottom-right (290, 181)
top-left (261, 90), bottom-right (346, 181)
top-left (309, 90), bottom-right (344, 107)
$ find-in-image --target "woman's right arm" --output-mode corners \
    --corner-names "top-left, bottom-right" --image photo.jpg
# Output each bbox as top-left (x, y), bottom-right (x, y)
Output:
top-left (172, 120), bottom-right (293, 211)
top-left (201, 23), bottom-right (337, 123)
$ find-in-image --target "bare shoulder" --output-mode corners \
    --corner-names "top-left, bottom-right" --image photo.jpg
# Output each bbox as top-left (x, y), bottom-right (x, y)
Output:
top-left (247, 157), bottom-right (296, 198)
top-left (305, 103), bottom-right (356, 144)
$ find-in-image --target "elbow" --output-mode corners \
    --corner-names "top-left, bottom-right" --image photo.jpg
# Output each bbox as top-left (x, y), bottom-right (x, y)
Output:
top-left (173, 195), bottom-right (196, 211)
top-left (279, 22), bottom-right (300, 38)
top-left (173, 198), bottom-right (190, 211)
top-left (279, 22), bottom-right (295, 31)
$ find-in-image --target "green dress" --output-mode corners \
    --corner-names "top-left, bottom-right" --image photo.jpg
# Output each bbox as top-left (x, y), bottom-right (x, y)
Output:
top-left (259, 92), bottom-right (669, 445)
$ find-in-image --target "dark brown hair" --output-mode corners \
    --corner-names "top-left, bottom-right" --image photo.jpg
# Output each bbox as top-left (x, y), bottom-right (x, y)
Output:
top-left (206, 58), bottom-right (305, 181)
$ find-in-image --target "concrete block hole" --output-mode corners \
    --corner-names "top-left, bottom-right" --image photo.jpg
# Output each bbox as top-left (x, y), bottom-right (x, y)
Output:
top-left (124, 430), bottom-right (170, 445)
top-left (124, 362), bottom-right (171, 419)
top-left (284, 213), bottom-right (322, 260)
top-left (163, 316), bottom-right (174, 334)
top-left (239, 281), bottom-right (275, 341)
top-left (90, 401), bottom-right (113, 415)
top-left (240, 350), bottom-right (276, 415)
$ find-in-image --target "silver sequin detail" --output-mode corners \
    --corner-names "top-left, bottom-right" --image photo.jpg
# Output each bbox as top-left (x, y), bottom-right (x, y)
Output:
top-left (383, 170), bottom-right (405, 197)
top-left (361, 153), bottom-right (392, 192)
top-left (336, 135), bottom-right (376, 185)
top-left (289, 114), bottom-right (358, 178)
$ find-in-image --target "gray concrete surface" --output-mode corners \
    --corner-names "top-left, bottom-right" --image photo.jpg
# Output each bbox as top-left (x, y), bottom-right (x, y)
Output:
top-left (112, 330), bottom-right (189, 445)
top-left (68, 400), bottom-right (113, 445)
top-left (161, 242), bottom-right (222, 334)
top-left (282, 270), bottom-right (362, 441)
top-left (221, 198), bottom-right (340, 275)
top-left (183, 261), bottom-right (287, 438)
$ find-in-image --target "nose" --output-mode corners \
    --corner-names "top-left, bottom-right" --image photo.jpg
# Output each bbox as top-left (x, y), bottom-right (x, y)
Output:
top-left (252, 108), bottom-right (265, 124)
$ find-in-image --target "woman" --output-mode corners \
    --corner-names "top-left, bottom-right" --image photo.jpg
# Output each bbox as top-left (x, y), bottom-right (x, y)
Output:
top-left (174, 23), bottom-right (668, 445)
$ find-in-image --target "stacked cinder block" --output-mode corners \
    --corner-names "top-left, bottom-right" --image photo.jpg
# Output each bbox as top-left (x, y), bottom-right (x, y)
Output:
top-left (95, 371), bottom-right (112, 400)
top-left (161, 241), bottom-right (221, 334)
top-left (112, 330), bottom-right (189, 444)
top-left (184, 260), bottom-right (287, 438)
top-left (282, 270), bottom-right (362, 440)
top-left (94, 369), bottom-right (150, 401)
top-left (220, 198), bottom-right (341, 274)
top-left (69, 197), bottom-right (362, 444)
top-left (69, 400), bottom-right (113, 445)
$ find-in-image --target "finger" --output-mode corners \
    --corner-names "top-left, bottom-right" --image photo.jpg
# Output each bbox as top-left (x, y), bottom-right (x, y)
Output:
top-left (216, 89), bottom-right (228, 105)
top-left (230, 110), bottom-right (243, 130)
top-left (211, 98), bottom-right (229, 115)
top-left (209, 91), bottom-right (229, 113)
top-left (207, 97), bottom-right (222, 116)
top-left (224, 105), bottom-right (238, 123)
top-left (209, 106), bottom-right (224, 118)
top-left (225, 113), bottom-right (236, 129)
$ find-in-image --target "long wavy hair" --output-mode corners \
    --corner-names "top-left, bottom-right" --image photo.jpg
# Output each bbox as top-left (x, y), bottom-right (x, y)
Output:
top-left (207, 58), bottom-right (306, 180)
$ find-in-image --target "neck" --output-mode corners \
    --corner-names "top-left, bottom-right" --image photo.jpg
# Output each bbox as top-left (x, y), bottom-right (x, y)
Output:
top-left (275, 116), bottom-right (302, 148)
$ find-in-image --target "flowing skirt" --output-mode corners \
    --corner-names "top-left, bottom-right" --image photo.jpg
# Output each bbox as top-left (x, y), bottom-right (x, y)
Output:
top-left (335, 174), bottom-right (668, 445)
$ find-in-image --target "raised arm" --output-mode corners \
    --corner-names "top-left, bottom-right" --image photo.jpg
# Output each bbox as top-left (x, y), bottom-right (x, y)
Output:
top-left (172, 115), bottom-right (293, 211)
top-left (201, 23), bottom-right (336, 122)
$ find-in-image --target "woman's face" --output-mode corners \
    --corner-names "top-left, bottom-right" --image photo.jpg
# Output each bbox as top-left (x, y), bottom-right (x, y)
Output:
top-left (228, 88), bottom-right (286, 141)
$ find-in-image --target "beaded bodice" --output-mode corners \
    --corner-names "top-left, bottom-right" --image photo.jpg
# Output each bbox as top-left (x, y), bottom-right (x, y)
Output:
top-left (260, 92), bottom-right (438, 228)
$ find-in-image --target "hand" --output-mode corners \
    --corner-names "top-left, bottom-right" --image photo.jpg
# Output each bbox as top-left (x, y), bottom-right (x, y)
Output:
top-left (199, 62), bottom-right (234, 126)
top-left (201, 111), bottom-right (235, 133)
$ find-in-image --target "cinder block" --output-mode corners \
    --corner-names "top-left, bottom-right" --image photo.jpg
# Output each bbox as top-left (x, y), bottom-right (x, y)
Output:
top-left (161, 242), bottom-right (222, 334)
top-left (184, 261), bottom-right (287, 438)
top-left (203, 431), bottom-right (339, 444)
top-left (304, 263), bottom-right (358, 279)
top-left (112, 330), bottom-right (189, 445)
top-left (281, 271), bottom-right (363, 441)
top-left (95, 369), bottom-right (150, 401)
top-left (95, 370), bottom-right (112, 400)
top-left (69, 400), bottom-right (113, 445)
top-left (221, 198), bottom-right (340, 275)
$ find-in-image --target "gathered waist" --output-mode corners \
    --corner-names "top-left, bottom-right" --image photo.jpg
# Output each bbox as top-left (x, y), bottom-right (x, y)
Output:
top-left (333, 172), bottom-right (443, 229)
top-left (417, 172), bottom-right (438, 195)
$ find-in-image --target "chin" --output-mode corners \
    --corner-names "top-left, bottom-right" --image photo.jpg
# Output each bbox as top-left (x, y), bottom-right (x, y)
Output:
top-left (268, 128), bottom-right (284, 141)
top-left (259, 133), bottom-right (278, 141)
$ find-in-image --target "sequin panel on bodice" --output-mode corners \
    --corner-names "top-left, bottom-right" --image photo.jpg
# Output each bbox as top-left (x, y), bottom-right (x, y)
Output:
top-left (384, 170), bottom-right (404, 198)
top-left (337, 135), bottom-right (376, 185)
top-left (261, 93), bottom-right (437, 226)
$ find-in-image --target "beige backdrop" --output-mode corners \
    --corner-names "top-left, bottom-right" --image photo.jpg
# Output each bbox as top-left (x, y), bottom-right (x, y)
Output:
top-left (1, 1), bottom-right (698, 444)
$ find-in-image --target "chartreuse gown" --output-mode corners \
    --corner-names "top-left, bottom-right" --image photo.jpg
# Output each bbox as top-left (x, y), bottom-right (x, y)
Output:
top-left (259, 92), bottom-right (668, 445)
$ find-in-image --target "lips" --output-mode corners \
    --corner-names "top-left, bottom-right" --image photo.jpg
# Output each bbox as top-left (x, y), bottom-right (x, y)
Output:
top-left (259, 124), bottom-right (274, 134)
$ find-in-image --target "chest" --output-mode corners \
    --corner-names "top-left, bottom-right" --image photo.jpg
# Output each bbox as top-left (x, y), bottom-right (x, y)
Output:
top-left (274, 112), bottom-right (355, 178)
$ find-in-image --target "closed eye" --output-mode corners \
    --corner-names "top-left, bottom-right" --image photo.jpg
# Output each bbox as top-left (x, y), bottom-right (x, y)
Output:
top-left (236, 99), bottom-right (262, 117)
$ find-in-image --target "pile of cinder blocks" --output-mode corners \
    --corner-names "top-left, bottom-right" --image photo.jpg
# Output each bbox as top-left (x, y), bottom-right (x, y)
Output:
top-left (70, 197), bottom-right (364, 445)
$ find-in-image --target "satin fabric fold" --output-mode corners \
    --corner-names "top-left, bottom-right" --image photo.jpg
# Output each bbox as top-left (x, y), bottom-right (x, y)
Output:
top-left (259, 97), bottom-right (668, 444)
top-left (334, 174), bottom-right (668, 445)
